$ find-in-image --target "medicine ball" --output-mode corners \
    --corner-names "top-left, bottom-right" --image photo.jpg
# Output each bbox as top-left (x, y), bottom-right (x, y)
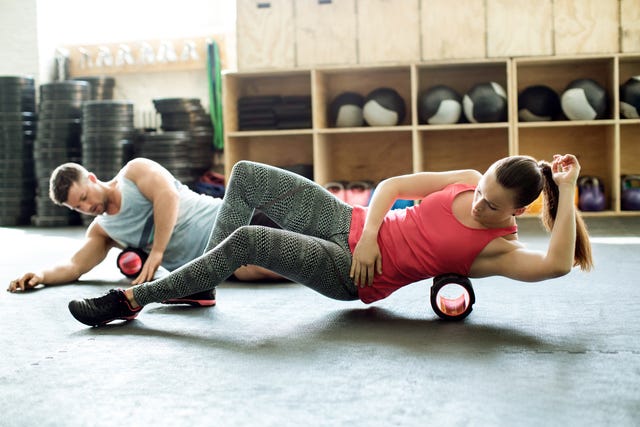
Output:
top-left (363, 87), bottom-right (406, 126)
top-left (620, 76), bottom-right (640, 119)
top-left (561, 79), bottom-right (608, 120)
top-left (463, 82), bottom-right (508, 123)
top-left (329, 92), bottom-right (364, 127)
top-left (577, 176), bottom-right (606, 212)
top-left (621, 175), bottom-right (640, 211)
top-left (418, 85), bottom-right (462, 125)
top-left (518, 85), bottom-right (560, 122)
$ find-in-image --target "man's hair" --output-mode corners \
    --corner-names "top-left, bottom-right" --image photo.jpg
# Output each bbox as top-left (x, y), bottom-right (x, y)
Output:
top-left (49, 163), bottom-right (89, 205)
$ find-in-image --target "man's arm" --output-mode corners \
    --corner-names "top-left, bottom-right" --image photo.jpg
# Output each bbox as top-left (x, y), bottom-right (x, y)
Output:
top-left (7, 222), bottom-right (115, 292)
top-left (123, 158), bottom-right (180, 285)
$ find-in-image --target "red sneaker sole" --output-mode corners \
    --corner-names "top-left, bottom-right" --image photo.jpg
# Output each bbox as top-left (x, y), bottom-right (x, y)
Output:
top-left (162, 299), bottom-right (217, 307)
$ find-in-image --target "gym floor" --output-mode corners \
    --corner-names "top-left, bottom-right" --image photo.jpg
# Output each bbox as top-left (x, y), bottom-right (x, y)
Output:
top-left (1, 217), bottom-right (638, 427)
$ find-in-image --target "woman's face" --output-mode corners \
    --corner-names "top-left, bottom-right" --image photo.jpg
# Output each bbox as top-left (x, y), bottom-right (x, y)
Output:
top-left (471, 168), bottom-right (519, 226)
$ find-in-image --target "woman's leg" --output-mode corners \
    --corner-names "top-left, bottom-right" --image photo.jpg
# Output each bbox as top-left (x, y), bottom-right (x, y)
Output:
top-left (133, 225), bottom-right (358, 305)
top-left (205, 160), bottom-right (352, 252)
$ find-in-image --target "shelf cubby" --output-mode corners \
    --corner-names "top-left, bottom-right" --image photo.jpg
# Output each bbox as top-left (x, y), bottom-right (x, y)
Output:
top-left (416, 127), bottom-right (509, 173)
top-left (225, 134), bottom-right (313, 171)
top-left (518, 124), bottom-right (616, 211)
top-left (314, 129), bottom-right (413, 185)
top-left (620, 123), bottom-right (640, 176)
top-left (313, 65), bottom-right (412, 129)
top-left (223, 70), bottom-right (313, 133)
top-left (415, 60), bottom-right (511, 124)
top-left (514, 55), bottom-right (617, 121)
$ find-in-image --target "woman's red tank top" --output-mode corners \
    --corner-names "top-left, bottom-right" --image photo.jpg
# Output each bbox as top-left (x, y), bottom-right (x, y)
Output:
top-left (349, 183), bottom-right (517, 303)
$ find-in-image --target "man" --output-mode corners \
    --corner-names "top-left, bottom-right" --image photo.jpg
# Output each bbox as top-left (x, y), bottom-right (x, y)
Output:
top-left (7, 158), bottom-right (280, 305)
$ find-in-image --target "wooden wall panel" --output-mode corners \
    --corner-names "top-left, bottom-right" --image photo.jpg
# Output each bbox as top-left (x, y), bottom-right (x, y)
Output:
top-left (486, 0), bottom-right (553, 57)
top-left (236, 0), bottom-right (295, 70)
top-left (358, 0), bottom-right (420, 64)
top-left (621, 0), bottom-right (640, 53)
top-left (420, 0), bottom-right (485, 60)
top-left (296, 0), bottom-right (357, 67)
top-left (554, 0), bottom-right (619, 55)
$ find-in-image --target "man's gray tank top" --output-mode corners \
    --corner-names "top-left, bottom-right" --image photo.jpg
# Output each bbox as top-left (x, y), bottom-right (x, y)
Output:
top-left (95, 173), bottom-right (222, 271)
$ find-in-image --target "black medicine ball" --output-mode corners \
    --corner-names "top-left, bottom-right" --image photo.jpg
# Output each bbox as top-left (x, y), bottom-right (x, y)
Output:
top-left (363, 87), bottom-right (406, 126)
top-left (463, 82), bottom-right (508, 123)
top-left (518, 85), bottom-right (561, 122)
top-left (418, 85), bottom-right (462, 125)
top-left (620, 76), bottom-right (640, 119)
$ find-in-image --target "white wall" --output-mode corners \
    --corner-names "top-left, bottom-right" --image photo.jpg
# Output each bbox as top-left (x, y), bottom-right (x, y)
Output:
top-left (33, 0), bottom-right (236, 120)
top-left (0, 0), bottom-right (39, 77)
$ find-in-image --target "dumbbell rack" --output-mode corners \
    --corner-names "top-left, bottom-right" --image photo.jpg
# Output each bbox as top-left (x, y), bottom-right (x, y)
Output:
top-left (223, 53), bottom-right (640, 216)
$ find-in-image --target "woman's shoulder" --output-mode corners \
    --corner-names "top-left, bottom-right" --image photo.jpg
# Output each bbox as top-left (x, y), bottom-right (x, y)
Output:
top-left (480, 233), bottom-right (522, 256)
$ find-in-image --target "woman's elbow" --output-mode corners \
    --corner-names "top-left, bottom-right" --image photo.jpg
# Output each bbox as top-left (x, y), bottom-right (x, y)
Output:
top-left (547, 264), bottom-right (572, 279)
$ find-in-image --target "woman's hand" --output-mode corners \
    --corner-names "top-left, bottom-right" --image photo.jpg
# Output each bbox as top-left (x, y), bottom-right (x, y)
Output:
top-left (350, 234), bottom-right (382, 287)
top-left (551, 154), bottom-right (581, 187)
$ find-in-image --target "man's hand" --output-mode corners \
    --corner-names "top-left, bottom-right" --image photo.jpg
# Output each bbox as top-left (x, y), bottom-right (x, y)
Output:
top-left (7, 272), bottom-right (44, 293)
top-left (131, 250), bottom-right (163, 285)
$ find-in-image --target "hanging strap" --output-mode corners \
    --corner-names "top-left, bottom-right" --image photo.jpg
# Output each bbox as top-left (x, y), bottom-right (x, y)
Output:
top-left (138, 215), bottom-right (154, 248)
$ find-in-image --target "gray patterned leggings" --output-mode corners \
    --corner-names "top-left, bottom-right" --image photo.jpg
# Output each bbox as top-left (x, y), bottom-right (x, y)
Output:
top-left (132, 161), bottom-right (359, 306)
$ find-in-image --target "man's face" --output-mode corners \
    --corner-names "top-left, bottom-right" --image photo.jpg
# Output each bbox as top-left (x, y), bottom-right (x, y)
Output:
top-left (63, 175), bottom-right (107, 216)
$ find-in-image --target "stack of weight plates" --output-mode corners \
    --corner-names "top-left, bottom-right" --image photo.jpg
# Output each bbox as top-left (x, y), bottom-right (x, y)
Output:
top-left (149, 98), bottom-right (214, 187)
top-left (80, 100), bottom-right (135, 225)
top-left (81, 100), bottom-right (135, 178)
top-left (33, 81), bottom-right (89, 226)
top-left (153, 98), bottom-right (212, 131)
top-left (137, 131), bottom-right (196, 187)
top-left (0, 76), bottom-right (37, 226)
top-left (73, 76), bottom-right (115, 100)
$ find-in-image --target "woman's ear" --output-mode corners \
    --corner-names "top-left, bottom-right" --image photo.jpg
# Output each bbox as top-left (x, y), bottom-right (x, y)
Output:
top-left (513, 206), bottom-right (527, 216)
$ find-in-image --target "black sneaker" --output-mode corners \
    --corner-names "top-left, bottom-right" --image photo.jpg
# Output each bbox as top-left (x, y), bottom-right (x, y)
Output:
top-left (162, 288), bottom-right (216, 307)
top-left (68, 288), bottom-right (142, 327)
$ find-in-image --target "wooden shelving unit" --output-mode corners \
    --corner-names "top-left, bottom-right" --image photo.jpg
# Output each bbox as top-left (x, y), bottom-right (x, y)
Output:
top-left (223, 54), bottom-right (640, 216)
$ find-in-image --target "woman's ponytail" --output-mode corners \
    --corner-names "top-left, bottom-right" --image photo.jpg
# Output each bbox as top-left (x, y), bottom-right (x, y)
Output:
top-left (538, 161), bottom-right (593, 271)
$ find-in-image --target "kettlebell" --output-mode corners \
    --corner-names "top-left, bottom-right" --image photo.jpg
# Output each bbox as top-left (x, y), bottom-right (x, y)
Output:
top-left (621, 175), bottom-right (640, 211)
top-left (116, 247), bottom-right (148, 278)
top-left (578, 176), bottom-right (606, 212)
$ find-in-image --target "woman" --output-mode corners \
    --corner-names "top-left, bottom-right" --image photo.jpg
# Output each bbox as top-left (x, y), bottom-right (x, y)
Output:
top-left (68, 154), bottom-right (592, 327)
